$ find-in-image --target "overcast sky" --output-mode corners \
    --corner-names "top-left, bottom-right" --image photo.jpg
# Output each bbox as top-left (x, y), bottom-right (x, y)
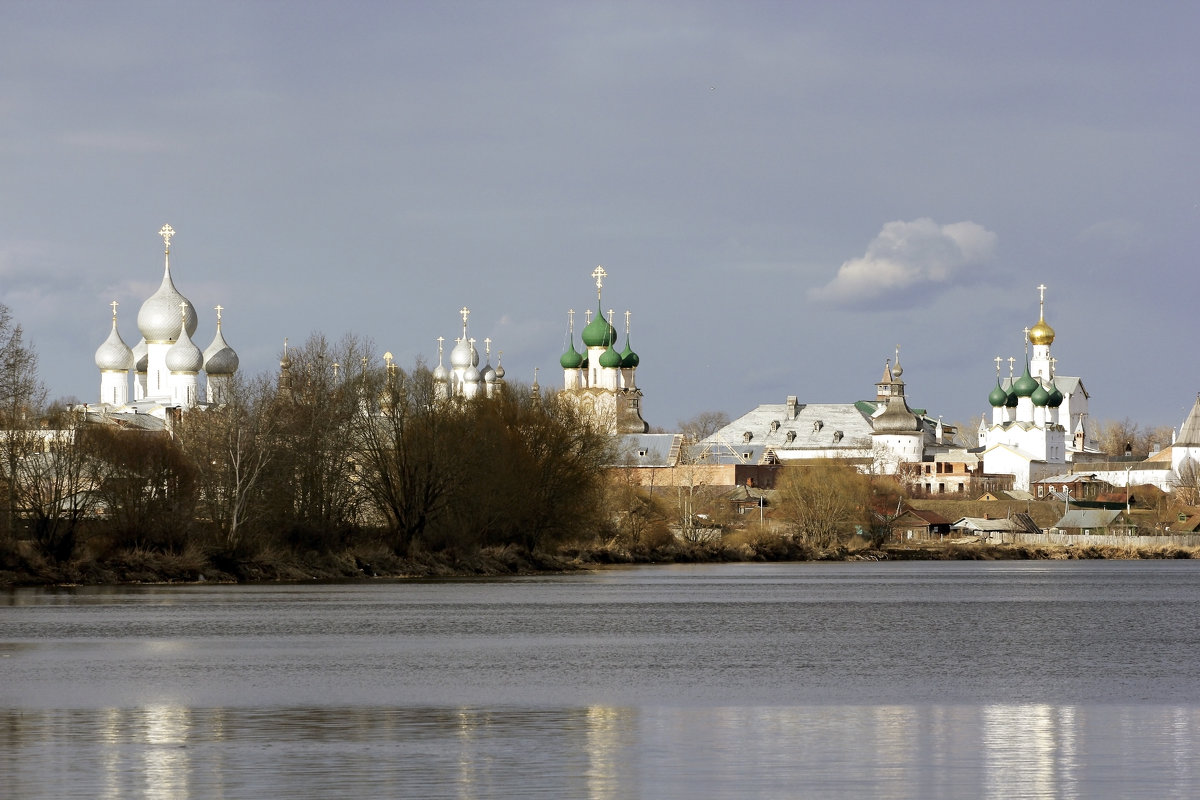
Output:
top-left (3, 1), bottom-right (1198, 435)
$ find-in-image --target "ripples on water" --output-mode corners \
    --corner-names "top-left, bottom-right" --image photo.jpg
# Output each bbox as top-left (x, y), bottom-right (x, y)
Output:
top-left (3, 561), bottom-right (1199, 799)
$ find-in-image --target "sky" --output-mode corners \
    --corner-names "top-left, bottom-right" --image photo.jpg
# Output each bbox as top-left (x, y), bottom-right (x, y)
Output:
top-left (3, 1), bottom-right (1199, 436)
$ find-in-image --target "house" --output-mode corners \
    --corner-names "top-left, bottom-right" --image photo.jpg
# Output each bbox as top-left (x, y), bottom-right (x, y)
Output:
top-left (1031, 472), bottom-right (1113, 500)
top-left (1050, 508), bottom-right (1136, 536)
top-left (893, 508), bottom-right (953, 541)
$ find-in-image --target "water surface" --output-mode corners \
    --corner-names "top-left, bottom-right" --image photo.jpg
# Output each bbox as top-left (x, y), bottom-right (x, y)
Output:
top-left (3, 561), bottom-right (1198, 798)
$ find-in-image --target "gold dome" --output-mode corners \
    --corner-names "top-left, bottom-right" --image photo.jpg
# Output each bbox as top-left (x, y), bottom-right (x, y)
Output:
top-left (1029, 315), bottom-right (1055, 346)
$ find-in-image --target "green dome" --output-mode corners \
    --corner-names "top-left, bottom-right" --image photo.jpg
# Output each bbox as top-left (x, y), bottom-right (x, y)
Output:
top-left (620, 335), bottom-right (639, 368)
top-left (988, 380), bottom-right (1008, 408)
top-left (581, 302), bottom-right (617, 348)
top-left (1012, 364), bottom-right (1039, 397)
top-left (1031, 380), bottom-right (1050, 407)
top-left (1005, 386), bottom-right (1019, 408)
top-left (598, 343), bottom-right (623, 368)
top-left (560, 340), bottom-right (583, 369)
top-left (1046, 381), bottom-right (1064, 408)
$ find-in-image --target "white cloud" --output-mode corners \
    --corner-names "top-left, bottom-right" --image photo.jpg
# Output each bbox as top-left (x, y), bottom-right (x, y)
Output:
top-left (808, 218), bottom-right (997, 308)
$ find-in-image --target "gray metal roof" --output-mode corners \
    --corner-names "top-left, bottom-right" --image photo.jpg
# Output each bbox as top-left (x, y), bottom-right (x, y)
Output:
top-left (700, 401), bottom-right (877, 457)
top-left (611, 433), bottom-right (681, 467)
top-left (1054, 508), bottom-right (1124, 529)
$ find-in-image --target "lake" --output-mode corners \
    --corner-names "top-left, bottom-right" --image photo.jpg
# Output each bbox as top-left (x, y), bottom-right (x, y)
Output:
top-left (3, 560), bottom-right (1198, 798)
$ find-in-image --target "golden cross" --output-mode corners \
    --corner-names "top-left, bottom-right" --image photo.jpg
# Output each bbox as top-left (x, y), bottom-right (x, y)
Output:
top-left (159, 224), bottom-right (175, 253)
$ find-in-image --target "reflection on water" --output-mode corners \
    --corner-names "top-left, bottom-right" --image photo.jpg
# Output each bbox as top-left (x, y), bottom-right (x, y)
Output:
top-left (3, 703), bottom-right (1199, 799)
top-left (4, 562), bottom-right (1200, 798)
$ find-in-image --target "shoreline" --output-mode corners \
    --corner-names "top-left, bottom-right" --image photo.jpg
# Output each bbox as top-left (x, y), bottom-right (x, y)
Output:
top-left (3, 538), bottom-right (1197, 589)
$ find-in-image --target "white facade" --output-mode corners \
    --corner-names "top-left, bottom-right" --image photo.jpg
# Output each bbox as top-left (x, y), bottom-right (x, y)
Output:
top-left (92, 224), bottom-right (237, 418)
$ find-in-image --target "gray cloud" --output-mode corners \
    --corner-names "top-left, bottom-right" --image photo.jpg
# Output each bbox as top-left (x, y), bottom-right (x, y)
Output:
top-left (808, 219), bottom-right (997, 308)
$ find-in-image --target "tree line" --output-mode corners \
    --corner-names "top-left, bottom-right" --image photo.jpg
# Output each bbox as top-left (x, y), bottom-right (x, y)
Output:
top-left (0, 324), bottom-right (615, 567)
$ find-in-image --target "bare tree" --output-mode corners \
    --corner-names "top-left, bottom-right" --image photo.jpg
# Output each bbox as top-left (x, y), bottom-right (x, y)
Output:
top-left (262, 333), bottom-right (369, 547)
top-left (176, 373), bottom-right (279, 552)
top-left (0, 305), bottom-right (48, 542)
top-left (352, 363), bottom-right (468, 554)
top-left (774, 462), bottom-right (870, 548)
top-left (678, 411), bottom-right (730, 443)
top-left (13, 410), bottom-right (99, 561)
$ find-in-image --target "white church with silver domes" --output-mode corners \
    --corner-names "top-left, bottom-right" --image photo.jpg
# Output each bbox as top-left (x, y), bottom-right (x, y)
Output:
top-left (91, 224), bottom-right (239, 421)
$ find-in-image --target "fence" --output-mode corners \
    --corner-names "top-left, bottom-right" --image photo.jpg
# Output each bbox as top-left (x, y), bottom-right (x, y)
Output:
top-left (996, 531), bottom-right (1200, 548)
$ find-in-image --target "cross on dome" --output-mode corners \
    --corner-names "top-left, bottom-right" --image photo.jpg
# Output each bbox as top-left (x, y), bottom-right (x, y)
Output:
top-left (110, 300), bottom-right (119, 320)
top-left (159, 224), bottom-right (175, 254)
top-left (624, 310), bottom-right (631, 333)
top-left (567, 309), bottom-right (575, 332)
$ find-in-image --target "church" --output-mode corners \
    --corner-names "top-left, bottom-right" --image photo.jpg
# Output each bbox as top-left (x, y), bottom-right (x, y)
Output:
top-left (90, 224), bottom-right (239, 425)
top-left (978, 286), bottom-right (1100, 490)
top-left (557, 267), bottom-right (649, 435)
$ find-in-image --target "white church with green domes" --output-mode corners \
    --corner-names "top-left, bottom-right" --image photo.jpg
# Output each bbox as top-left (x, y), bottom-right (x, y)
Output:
top-left (558, 266), bottom-right (649, 435)
top-left (978, 285), bottom-right (1100, 490)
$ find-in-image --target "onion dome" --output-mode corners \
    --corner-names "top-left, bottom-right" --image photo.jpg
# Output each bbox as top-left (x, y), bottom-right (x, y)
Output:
top-left (464, 364), bottom-right (481, 385)
top-left (581, 303), bottom-right (616, 348)
top-left (598, 343), bottom-right (623, 369)
top-left (482, 359), bottom-right (496, 384)
top-left (560, 340), bottom-right (584, 369)
top-left (95, 317), bottom-right (134, 372)
top-left (620, 335), bottom-right (639, 369)
top-left (1005, 386), bottom-right (1019, 408)
top-left (165, 318), bottom-right (204, 373)
top-left (988, 379), bottom-right (1008, 408)
top-left (203, 317), bottom-right (239, 376)
top-left (494, 363), bottom-right (505, 380)
top-left (1046, 381), bottom-right (1064, 408)
top-left (133, 338), bottom-right (148, 373)
top-left (449, 337), bottom-right (475, 369)
top-left (138, 233), bottom-right (197, 344)
top-left (433, 337), bottom-right (449, 382)
top-left (1029, 314), bottom-right (1055, 346)
top-left (1012, 363), bottom-right (1039, 397)
top-left (1031, 380), bottom-right (1050, 407)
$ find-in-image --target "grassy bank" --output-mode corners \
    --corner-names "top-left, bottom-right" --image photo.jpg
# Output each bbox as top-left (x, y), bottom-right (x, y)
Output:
top-left (3, 536), bottom-right (1197, 588)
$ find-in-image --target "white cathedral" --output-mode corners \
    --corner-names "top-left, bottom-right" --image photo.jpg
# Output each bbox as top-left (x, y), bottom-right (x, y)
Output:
top-left (978, 285), bottom-right (1098, 490)
top-left (91, 224), bottom-right (239, 421)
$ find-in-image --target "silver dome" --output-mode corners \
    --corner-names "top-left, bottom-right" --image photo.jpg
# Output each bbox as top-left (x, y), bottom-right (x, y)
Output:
top-left (94, 322), bottom-right (134, 371)
top-left (166, 326), bottom-right (204, 373)
top-left (138, 259), bottom-right (198, 344)
top-left (203, 326), bottom-right (239, 375)
top-left (449, 337), bottom-right (476, 369)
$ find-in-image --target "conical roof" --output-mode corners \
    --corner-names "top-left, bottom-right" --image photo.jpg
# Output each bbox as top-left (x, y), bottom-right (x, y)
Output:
top-left (1177, 395), bottom-right (1200, 446)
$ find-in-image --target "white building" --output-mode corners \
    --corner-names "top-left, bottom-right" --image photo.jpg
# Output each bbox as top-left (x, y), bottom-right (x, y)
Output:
top-left (978, 286), bottom-right (1098, 490)
top-left (697, 348), bottom-right (957, 476)
top-left (90, 224), bottom-right (239, 421)
top-left (558, 266), bottom-right (648, 435)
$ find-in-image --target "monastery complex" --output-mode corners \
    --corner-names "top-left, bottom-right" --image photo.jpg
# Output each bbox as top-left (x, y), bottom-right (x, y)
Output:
top-left (87, 225), bottom-right (1200, 500)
